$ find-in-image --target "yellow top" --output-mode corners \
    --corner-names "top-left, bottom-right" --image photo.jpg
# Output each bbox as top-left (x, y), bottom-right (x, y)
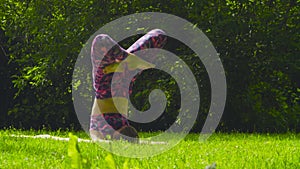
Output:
top-left (103, 53), bottom-right (155, 74)
top-left (92, 97), bottom-right (129, 115)
top-left (92, 53), bottom-right (155, 115)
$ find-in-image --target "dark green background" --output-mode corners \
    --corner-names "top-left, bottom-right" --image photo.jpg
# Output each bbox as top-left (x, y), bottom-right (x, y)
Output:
top-left (0, 0), bottom-right (299, 132)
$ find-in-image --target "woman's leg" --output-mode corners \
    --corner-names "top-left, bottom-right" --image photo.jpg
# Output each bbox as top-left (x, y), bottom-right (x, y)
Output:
top-left (126, 29), bottom-right (167, 93)
top-left (91, 34), bottom-right (129, 100)
top-left (126, 29), bottom-right (167, 63)
top-left (91, 34), bottom-right (129, 69)
top-left (91, 34), bottom-right (131, 140)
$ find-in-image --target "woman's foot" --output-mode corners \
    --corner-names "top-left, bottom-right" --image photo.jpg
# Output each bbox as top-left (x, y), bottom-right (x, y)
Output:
top-left (113, 125), bottom-right (139, 143)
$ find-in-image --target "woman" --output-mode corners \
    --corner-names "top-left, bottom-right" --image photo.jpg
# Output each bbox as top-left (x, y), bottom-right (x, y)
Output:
top-left (90, 29), bottom-right (167, 142)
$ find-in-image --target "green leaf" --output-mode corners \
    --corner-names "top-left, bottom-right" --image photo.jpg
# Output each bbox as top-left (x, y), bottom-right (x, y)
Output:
top-left (122, 159), bottom-right (129, 169)
top-left (68, 133), bottom-right (82, 169)
top-left (105, 153), bottom-right (116, 169)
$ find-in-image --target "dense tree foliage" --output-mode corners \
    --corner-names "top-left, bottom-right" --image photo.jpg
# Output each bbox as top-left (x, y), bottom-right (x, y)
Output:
top-left (1, 0), bottom-right (299, 132)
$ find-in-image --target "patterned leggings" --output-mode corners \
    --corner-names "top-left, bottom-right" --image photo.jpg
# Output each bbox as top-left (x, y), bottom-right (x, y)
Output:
top-left (91, 29), bottom-right (167, 99)
top-left (90, 113), bottom-right (129, 138)
top-left (90, 29), bottom-right (167, 137)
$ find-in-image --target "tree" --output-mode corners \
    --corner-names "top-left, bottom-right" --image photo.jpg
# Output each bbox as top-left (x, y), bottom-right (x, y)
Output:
top-left (1, 0), bottom-right (299, 132)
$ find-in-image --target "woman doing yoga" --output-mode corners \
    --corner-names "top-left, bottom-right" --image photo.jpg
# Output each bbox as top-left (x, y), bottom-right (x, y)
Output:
top-left (90, 29), bottom-right (167, 142)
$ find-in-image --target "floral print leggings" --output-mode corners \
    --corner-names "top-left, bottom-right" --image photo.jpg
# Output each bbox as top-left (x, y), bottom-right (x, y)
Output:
top-left (90, 29), bottom-right (167, 137)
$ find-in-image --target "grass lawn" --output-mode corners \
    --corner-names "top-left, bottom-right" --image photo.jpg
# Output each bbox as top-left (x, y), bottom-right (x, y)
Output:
top-left (0, 129), bottom-right (299, 169)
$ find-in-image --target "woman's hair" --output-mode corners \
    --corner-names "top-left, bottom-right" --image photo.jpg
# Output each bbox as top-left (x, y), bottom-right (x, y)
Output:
top-left (112, 126), bottom-right (139, 143)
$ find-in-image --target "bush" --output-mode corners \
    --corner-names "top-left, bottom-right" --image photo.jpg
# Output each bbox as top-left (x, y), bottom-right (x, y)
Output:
top-left (1, 0), bottom-right (299, 132)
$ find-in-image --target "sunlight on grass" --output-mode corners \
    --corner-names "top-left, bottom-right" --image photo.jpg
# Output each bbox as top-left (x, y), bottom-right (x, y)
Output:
top-left (0, 130), bottom-right (299, 168)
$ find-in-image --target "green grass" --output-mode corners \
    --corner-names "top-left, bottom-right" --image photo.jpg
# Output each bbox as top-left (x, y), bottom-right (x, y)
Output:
top-left (0, 129), bottom-right (299, 169)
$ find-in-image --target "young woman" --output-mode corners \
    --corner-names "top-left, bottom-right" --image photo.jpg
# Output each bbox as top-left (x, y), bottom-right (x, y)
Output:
top-left (90, 29), bottom-right (167, 142)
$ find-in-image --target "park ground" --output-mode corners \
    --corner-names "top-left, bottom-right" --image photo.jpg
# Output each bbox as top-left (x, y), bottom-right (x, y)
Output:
top-left (0, 130), bottom-right (299, 169)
